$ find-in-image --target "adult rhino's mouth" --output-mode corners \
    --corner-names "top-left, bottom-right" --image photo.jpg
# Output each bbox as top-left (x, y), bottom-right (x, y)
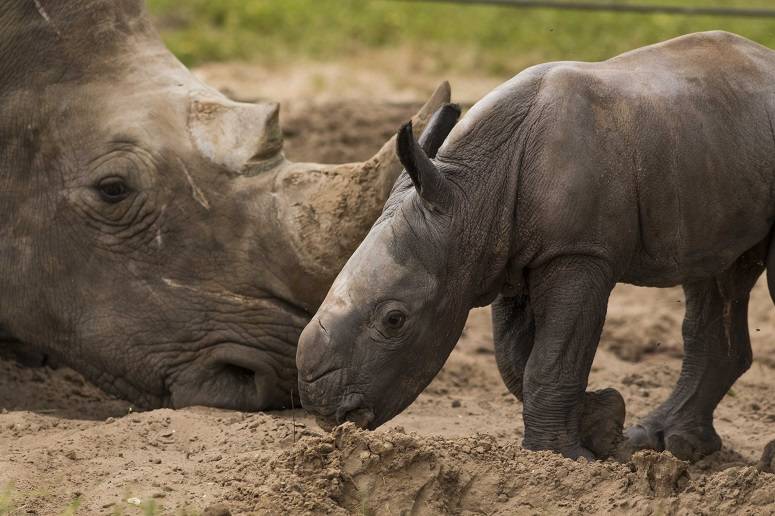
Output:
top-left (168, 342), bottom-right (298, 411)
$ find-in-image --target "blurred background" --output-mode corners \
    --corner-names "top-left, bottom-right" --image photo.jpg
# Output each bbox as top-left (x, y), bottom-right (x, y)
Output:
top-left (147, 0), bottom-right (775, 104)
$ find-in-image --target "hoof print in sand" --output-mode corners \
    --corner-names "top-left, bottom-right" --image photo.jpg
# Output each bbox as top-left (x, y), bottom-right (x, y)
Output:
top-left (758, 440), bottom-right (775, 474)
top-left (632, 450), bottom-right (690, 497)
top-left (580, 388), bottom-right (626, 458)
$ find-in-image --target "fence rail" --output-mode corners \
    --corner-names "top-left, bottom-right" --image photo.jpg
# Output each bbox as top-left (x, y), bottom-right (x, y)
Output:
top-left (392, 0), bottom-right (775, 18)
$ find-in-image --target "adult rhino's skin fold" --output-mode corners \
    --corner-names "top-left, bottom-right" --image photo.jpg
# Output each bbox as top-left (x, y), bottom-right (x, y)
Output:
top-left (0, 0), bottom-right (451, 411)
top-left (298, 31), bottom-right (775, 464)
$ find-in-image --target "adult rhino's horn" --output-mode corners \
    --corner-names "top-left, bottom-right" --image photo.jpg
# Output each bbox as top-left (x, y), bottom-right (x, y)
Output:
top-left (188, 96), bottom-right (284, 174)
top-left (274, 82), bottom-right (452, 305)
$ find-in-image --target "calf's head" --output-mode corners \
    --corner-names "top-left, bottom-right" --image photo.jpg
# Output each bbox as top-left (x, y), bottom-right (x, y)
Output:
top-left (297, 105), bottom-right (481, 429)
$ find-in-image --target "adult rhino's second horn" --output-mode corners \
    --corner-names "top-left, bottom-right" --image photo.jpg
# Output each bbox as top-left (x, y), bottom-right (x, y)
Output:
top-left (273, 82), bottom-right (453, 304)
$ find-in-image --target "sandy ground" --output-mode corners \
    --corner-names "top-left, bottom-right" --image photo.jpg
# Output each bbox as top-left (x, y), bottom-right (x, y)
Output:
top-left (1, 64), bottom-right (774, 515)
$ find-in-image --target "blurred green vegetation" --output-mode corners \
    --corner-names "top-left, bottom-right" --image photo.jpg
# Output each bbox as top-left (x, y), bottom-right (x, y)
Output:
top-left (148, 0), bottom-right (775, 73)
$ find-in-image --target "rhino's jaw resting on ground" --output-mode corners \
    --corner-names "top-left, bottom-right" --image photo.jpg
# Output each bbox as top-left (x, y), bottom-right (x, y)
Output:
top-left (0, 0), bottom-right (450, 410)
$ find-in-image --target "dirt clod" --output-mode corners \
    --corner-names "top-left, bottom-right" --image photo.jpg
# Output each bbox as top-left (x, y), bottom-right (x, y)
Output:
top-left (632, 450), bottom-right (690, 497)
top-left (202, 503), bottom-right (232, 516)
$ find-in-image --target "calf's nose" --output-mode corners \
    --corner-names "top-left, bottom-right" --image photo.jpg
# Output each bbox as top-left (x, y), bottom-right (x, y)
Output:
top-left (296, 317), bottom-right (334, 384)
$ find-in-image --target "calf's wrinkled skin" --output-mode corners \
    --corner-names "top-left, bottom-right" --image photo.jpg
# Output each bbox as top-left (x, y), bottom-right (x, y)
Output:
top-left (298, 31), bottom-right (775, 461)
top-left (0, 0), bottom-right (450, 410)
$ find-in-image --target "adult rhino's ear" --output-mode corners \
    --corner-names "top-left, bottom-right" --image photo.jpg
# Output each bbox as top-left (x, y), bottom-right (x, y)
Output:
top-left (397, 121), bottom-right (454, 213)
top-left (418, 103), bottom-right (461, 159)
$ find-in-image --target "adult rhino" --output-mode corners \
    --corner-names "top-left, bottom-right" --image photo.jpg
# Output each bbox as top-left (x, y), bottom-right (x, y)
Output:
top-left (0, 0), bottom-right (450, 410)
top-left (298, 31), bottom-right (775, 462)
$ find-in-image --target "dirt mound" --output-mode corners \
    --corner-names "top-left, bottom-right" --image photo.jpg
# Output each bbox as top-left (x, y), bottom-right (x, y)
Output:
top-left (223, 423), bottom-right (775, 515)
top-left (233, 422), bottom-right (619, 514)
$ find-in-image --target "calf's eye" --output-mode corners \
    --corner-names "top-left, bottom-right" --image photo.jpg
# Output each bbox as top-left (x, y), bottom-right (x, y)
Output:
top-left (383, 310), bottom-right (406, 331)
top-left (96, 178), bottom-right (131, 203)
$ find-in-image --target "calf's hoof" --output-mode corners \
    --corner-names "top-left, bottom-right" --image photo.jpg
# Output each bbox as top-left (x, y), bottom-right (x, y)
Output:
top-left (665, 429), bottom-right (721, 462)
top-left (580, 388), bottom-right (626, 459)
top-left (523, 388), bottom-right (625, 462)
top-left (622, 420), bottom-right (721, 462)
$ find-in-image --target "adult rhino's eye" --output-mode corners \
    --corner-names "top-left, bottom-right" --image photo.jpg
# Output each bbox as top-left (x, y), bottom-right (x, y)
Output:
top-left (383, 310), bottom-right (407, 331)
top-left (96, 178), bottom-right (131, 203)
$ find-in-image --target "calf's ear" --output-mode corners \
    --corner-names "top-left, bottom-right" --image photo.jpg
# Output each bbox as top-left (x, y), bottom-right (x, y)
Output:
top-left (396, 121), bottom-right (454, 213)
top-left (418, 103), bottom-right (461, 158)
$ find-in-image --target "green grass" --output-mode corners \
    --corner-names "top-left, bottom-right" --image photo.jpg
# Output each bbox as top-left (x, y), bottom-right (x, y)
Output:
top-left (148, 0), bottom-right (775, 73)
top-left (0, 484), bottom-right (16, 515)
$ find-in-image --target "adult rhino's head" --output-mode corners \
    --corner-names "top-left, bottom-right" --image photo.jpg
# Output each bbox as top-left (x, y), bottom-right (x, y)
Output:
top-left (0, 0), bottom-right (450, 410)
top-left (297, 105), bottom-right (483, 430)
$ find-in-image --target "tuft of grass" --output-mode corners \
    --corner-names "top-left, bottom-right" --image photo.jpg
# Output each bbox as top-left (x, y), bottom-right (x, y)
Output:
top-left (147, 0), bottom-right (775, 72)
top-left (0, 484), bottom-right (17, 515)
top-left (61, 497), bottom-right (82, 516)
top-left (142, 499), bottom-right (160, 516)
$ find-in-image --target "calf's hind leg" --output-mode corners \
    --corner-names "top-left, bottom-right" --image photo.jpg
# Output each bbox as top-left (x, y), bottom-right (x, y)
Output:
top-left (625, 249), bottom-right (765, 462)
top-left (492, 294), bottom-right (534, 401)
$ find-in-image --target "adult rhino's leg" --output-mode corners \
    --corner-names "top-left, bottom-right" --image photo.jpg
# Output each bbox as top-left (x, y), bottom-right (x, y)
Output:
top-left (492, 294), bottom-right (534, 401)
top-left (522, 256), bottom-right (615, 459)
top-left (625, 247), bottom-right (765, 462)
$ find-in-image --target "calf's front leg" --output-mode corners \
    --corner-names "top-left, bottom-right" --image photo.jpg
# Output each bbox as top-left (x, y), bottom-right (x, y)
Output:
top-left (522, 256), bottom-right (615, 459)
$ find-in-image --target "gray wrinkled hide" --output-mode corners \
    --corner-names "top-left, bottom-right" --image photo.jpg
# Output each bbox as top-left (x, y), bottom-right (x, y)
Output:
top-left (0, 0), bottom-right (449, 410)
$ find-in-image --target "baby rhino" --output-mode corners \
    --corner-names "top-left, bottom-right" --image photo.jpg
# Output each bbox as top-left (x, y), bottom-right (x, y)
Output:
top-left (297, 31), bottom-right (775, 461)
